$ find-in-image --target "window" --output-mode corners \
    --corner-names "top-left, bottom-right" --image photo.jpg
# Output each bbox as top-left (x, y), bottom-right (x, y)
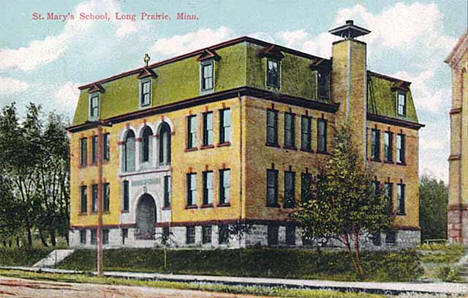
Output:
top-left (301, 115), bottom-right (312, 151)
top-left (372, 233), bottom-right (381, 246)
top-left (103, 183), bottom-right (110, 212)
top-left (141, 126), bottom-right (153, 163)
top-left (384, 182), bottom-right (393, 210)
top-left (396, 134), bottom-right (405, 164)
top-left (91, 229), bottom-right (97, 245)
top-left (162, 227), bottom-right (169, 245)
top-left (266, 109), bottom-right (278, 146)
top-left (286, 224), bottom-right (296, 246)
top-left (384, 131), bottom-right (393, 162)
top-left (284, 113), bottom-right (295, 148)
top-left (140, 78), bottom-right (151, 107)
top-left (89, 93), bottom-right (99, 120)
top-left (202, 226), bottom-right (212, 244)
top-left (397, 92), bottom-right (406, 116)
top-left (219, 108), bottom-right (231, 144)
top-left (186, 226), bottom-right (195, 244)
top-left (186, 173), bottom-right (197, 207)
top-left (266, 59), bottom-right (280, 88)
top-left (80, 186), bottom-right (87, 213)
top-left (202, 171), bottom-right (214, 205)
top-left (201, 60), bottom-right (214, 92)
top-left (219, 169), bottom-right (230, 205)
top-left (371, 129), bottom-right (380, 161)
top-left (122, 228), bottom-right (128, 245)
top-left (159, 122), bottom-right (171, 165)
top-left (80, 230), bottom-right (86, 244)
top-left (103, 133), bottom-right (110, 161)
top-left (202, 112), bottom-right (213, 146)
top-left (91, 136), bottom-right (98, 164)
top-left (284, 171), bottom-right (295, 208)
top-left (219, 225), bottom-right (229, 244)
top-left (164, 176), bottom-right (171, 208)
top-left (103, 229), bottom-right (109, 245)
top-left (91, 184), bottom-right (98, 212)
top-left (266, 169), bottom-right (278, 207)
top-left (80, 138), bottom-right (87, 166)
top-left (397, 183), bottom-right (405, 215)
top-left (187, 115), bottom-right (198, 149)
top-left (302, 235), bottom-right (313, 246)
top-left (373, 180), bottom-right (381, 196)
top-left (301, 173), bottom-right (312, 203)
top-left (123, 130), bottom-right (136, 172)
top-left (385, 231), bottom-right (396, 244)
top-left (267, 225), bottom-right (279, 246)
top-left (122, 181), bottom-right (129, 211)
top-left (317, 119), bottom-right (327, 153)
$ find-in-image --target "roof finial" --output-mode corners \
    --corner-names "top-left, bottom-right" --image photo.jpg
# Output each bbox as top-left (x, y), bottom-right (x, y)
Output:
top-left (144, 53), bottom-right (150, 67)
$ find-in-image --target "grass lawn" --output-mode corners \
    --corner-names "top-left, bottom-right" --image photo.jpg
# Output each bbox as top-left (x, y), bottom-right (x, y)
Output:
top-left (57, 248), bottom-right (423, 282)
top-left (0, 269), bottom-right (383, 297)
top-left (0, 247), bottom-right (54, 267)
top-left (418, 243), bottom-right (466, 282)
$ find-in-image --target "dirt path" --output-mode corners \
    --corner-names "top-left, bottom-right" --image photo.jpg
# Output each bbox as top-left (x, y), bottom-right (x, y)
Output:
top-left (0, 276), bottom-right (263, 297)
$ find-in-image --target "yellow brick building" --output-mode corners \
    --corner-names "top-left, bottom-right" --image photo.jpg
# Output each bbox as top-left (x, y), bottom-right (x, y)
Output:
top-left (446, 30), bottom-right (468, 244)
top-left (68, 21), bottom-right (423, 249)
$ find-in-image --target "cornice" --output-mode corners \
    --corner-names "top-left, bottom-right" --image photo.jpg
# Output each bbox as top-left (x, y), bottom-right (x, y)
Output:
top-left (445, 30), bottom-right (468, 68)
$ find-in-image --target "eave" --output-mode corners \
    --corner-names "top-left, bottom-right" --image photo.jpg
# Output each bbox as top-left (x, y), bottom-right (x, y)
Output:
top-left (367, 113), bottom-right (424, 130)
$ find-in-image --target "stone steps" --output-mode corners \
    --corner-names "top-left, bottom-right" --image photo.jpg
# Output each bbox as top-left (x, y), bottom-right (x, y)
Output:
top-left (33, 249), bottom-right (75, 268)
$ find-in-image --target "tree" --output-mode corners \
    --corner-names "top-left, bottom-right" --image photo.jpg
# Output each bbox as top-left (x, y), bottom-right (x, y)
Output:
top-left (292, 128), bottom-right (393, 278)
top-left (419, 175), bottom-right (448, 241)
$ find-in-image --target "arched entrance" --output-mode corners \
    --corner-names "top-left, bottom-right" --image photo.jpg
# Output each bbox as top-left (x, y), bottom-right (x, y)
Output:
top-left (136, 194), bottom-right (156, 240)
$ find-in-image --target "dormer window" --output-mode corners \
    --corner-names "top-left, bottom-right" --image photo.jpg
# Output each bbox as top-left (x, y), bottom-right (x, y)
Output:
top-left (200, 60), bottom-right (214, 93)
top-left (140, 78), bottom-right (151, 108)
top-left (89, 93), bottom-right (99, 120)
top-left (267, 59), bottom-right (280, 88)
top-left (397, 92), bottom-right (406, 116)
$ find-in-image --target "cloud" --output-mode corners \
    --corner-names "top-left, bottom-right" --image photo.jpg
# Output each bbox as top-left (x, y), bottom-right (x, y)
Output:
top-left (149, 27), bottom-right (234, 58)
top-left (276, 30), bottom-right (336, 58)
top-left (0, 77), bottom-right (29, 94)
top-left (54, 81), bottom-right (81, 108)
top-left (0, 0), bottom-right (120, 72)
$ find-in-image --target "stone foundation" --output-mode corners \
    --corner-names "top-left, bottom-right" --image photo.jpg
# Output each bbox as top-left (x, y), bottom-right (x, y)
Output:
top-left (70, 224), bottom-right (420, 250)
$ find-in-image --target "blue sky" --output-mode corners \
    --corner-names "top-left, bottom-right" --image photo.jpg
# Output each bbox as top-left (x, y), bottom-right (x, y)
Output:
top-left (0, 0), bottom-right (467, 182)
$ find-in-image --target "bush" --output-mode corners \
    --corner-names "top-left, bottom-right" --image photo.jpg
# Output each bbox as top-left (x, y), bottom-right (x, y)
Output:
top-left (0, 248), bottom-right (53, 266)
top-left (58, 248), bottom-right (423, 282)
top-left (435, 266), bottom-right (462, 282)
top-left (419, 243), bottom-right (465, 263)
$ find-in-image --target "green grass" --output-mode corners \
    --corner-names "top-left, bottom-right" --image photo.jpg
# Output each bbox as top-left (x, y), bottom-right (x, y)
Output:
top-left (0, 248), bottom-right (54, 266)
top-left (418, 243), bottom-right (465, 263)
top-left (0, 269), bottom-right (383, 297)
top-left (57, 248), bottom-right (423, 282)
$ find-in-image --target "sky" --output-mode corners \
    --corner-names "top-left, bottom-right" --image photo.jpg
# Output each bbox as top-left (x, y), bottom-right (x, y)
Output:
top-left (0, 0), bottom-right (467, 182)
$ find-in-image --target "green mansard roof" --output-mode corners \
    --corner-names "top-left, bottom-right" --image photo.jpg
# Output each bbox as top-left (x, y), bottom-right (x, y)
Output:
top-left (71, 37), bottom-right (421, 129)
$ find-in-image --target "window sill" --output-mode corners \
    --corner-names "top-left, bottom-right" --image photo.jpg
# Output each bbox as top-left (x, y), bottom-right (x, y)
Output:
top-left (316, 151), bottom-right (329, 155)
top-left (186, 205), bottom-right (198, 209)
top-left (78, 164), bottom-right (88, 169)
top-left (396, 212), bottom-right (406, 216)
top-left (266, 204), bottom-right (280, 208)
top-left (217, 142), bottom-right (231, 147)
top-left (121, 210), bottom-right (129, 213)
top-left (162, 206), bottom-right (171, 210)
top-left (103, 211), bottom-right (110, 214)
top-left (384, 160), bottom-right (394, 164)
top-left (185, 147), bottom-right (198, 152)
top-left (200, 203), bottom-right (214, 208)
top-left (200, 144), bottom-right (215, 150)
top-left (266, 142), bottom-right (280, 148)
top-left (283, 146), bottom-right (297, 151)
top-left (371, 158), bottom-right (381, 162)
top-left (396, 162), bottom-right (406, 166)
top-left (217, 203), bottom-right (231, 207)
top-left (78, 212), bottom-right (87, 216)
top-left (300, 148), bottom-right (313, 153)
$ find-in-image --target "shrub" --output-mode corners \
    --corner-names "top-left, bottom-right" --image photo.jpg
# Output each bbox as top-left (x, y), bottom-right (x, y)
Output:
top-left (435, 266), bottom-right (462, 282)
top-left (0, 248), bottom-right (53, 266)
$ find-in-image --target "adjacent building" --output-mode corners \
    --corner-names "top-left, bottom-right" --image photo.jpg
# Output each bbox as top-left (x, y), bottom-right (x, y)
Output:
top-left (446, 30), bottom-right (468, 245)
top-left (68, 21), bottom-right (423, 249)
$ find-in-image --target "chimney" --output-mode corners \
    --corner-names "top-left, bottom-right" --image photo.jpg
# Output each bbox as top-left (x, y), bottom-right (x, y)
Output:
top-left (329, 20), bottom-right (370, 159)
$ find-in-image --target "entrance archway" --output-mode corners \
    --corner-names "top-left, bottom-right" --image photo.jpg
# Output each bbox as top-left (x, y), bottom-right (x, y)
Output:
top-left (136, 194), bottom-right (156, 240)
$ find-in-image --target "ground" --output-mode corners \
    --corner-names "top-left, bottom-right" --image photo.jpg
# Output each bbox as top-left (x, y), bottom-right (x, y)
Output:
top-left (0, 276), bottom-right (257, 298)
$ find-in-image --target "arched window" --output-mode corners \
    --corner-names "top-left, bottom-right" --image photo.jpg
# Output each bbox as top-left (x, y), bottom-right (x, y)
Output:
top-left (141, 126), bottom-right (153, 163)
top-left (123, 130), bottom-right (135, 172)
top-left (159, 122), bottom-right (171, 165)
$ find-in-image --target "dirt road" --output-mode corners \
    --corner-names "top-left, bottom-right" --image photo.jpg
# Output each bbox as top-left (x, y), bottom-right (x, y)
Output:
top-left (0, 276), bottom-right (262, 297)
